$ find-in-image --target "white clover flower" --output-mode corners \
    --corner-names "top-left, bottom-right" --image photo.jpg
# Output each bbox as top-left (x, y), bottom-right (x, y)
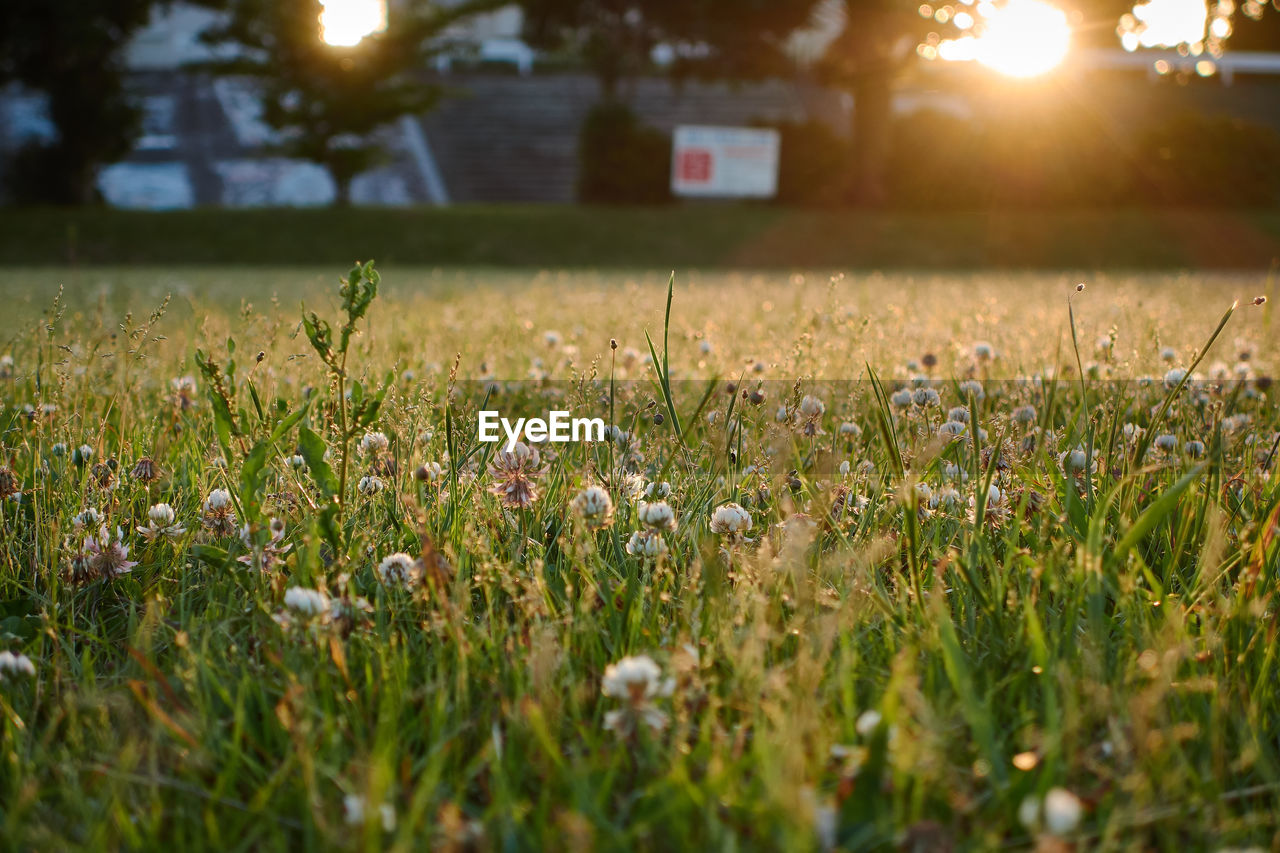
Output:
top-left (958, 380), bottom-right (985, 401)
top-left (985, 484), bottom-right (1003, 506)
top-left (0, 354), bottom-right (13, 379)
top-left (0, 650), bottom-right (36, 681)
top-left (376, 552), bottom-right (419, 586)
top-left (138, 503), bottom-right (186, 543)
top-left (51, 442), bottom-right (67, 458)
top-left (838, 460), bottom-right (851, 477)
top-left (709, 502), bottom-right (752, 537)
top-left (798, 395), bottom-right (825, 418)
top-left (942, 462), bottom-right (969, 482)
top-left (73, 507), bottom-right (103, 532)
top-left (1164, 367), bottom-right (1187, 389)
top-left (1013, 405), bottom-right (1037, 424)
top-left (1096, 336), bottom-right (1112, 352)
top-left (1154, 433), bottom-right (1179, 453)
top-left (775, 405), bottom-right (790, 423)
top-left (284, 586), bottom-right (329, 616)
top-left (343, 795), bottom-right (396, 831)
top-left (973, 341), bottom-right (994, 361)
top-left (1160, 346), bottom-right (1177, 362)
top-left (1185, 440), bottom-right (1205, 458)
top-left (1060, 448), bottom-right (1095, 474)
top-left (644, 480), bottom-right (671, 499)
top-left (571, 485), bottom-right (614, 528)
top-left (73, 444), bottom-right (95, 465)
top-left (288, 454), bottom-right (306, 469)
top-left (947, 406), bottom-right (970, 423)
top-left (637, 501), bottom-right (677, 531)
top-left (938, 420), bottom-right (967, 440)
top-left (855, 710), bottom-right (882, 736)
top-left (543, 330), bottom-right (561, 347)
top-left (890, 388), bottom-right (914, 409)
top-left (838, 421), bottom-right (862, 437)
top-left (357, 476), bottom-right (385, 496)
top-left (205, 488), bottom-right (233, 512)
top-left (601, 654), bottom-right (674, 736)
top-left (913, 388), bottom-right (941, 408)
top-left (359, 431), bottom-right (390, 456)
top-left (415, 461), bottom-right (444, 483)
top-left (699, 339), bottom-right (713, 355)
top-left (932, 485), bottom-right (963, 512)
top-left (625, 530), bottom-right (668, 561)
top-left (1042, 787), bottom-right (1083, 835)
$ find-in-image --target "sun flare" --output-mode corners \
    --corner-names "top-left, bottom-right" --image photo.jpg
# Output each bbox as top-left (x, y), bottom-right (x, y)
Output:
top-left (319, 0), bottom-right (387, 47)
top-left (938, 0), bottom-right (1072, 77)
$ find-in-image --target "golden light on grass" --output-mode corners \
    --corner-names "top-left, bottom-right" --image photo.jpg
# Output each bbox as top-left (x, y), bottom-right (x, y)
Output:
top-left (936, 0), bottom-right (1072, 77)
top-left (319, 0), bottom-right (387, 47)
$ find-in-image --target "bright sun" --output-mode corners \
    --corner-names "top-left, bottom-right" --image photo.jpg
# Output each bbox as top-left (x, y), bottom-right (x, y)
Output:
top-left (939, 0), bottom-right (1072, 77)
top-left (319, 0), bottom-right (387, 47)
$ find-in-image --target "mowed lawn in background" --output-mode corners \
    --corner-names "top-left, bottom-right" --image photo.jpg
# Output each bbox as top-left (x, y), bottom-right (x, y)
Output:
top-left (3, 206), bottom-right (1280, 270)
top-left (1, 266), bottom-right (1278, 849)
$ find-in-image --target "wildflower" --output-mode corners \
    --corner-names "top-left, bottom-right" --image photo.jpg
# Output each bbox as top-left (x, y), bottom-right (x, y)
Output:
top-left (797, 394), bottom-right (826, 435)
top-left (931, 485), bottom-right (963, 512)
top-left (855, 710), bottom-right (882, 736)
top-left (890, 388), bottom-right (914, 409)
top-left (973, 341), bottom-right (994, 362)
top-left (1160, 347), bottom-right (1177, 362)
top-left (0, 467), bottom-right (18, 501)
top-left (343, 794), bottom-right (396, 831)
top-left (1013, 405), bottom-right (1037, 424)
top-left (90, 461), bottom-right (116, 491)
top-left (947, 406), bottom-right (969, 423)
top-left (644, 480), bottom-right (671, 499)
top-left (838, 460), bottom-right (851, 477)
top-left (1096, 335), bottom-right (1112, 353)
top-left (839, 421), bottom-right (862, 437)
top-left (84, 524), bottom-right (138, 580)
top-left (1164, 367), bottom-right (1187, 389)
top-left (544, 330), bottom-right (561, 347)
top-left (938, 420), bottom-right (967, 440)
top-left (131, 457), bottom-right (161, 483)
top-left (1185, 440), bottom-right (1205, 458)
top-left (73, 444), bottom-right (94, 465)
top-left (169, 376), bottom-right (198, 411)
top-left (283, 586), bottom-right (329, 617)
top-left (913, 387), bottom-right (941, 408)
top-left (699, 339), bottom-right (713, 355)
top-left (0, 651), bottom-right (36, 681)
top-left (1060, 447), bottom-right (1095, 475)
top-left (72, 507), bottom-right (103, 532)
top-left (1042, 788), bottom-right (1083, 835)
top-left (202, 488), bottom-right (238, 536)
top-left (51, 442), bottom-right (67, 458)
top-left (709, 502), bottom-right (752, 538)
top-left (1253, 295), bottom-right (1267, 306)
top-left (238, 518), bottom-right (290, 570)
top-left (357, 475), bottom-right (385, 496)
top-left (1154, 433), bottom-right (1179, 453)
top-left (138, 503), bottom-right (186, 543)
top-left (571, 486), bottom-right (615, 529)
top-left (287, 454), bottom-right (306, 470)
top-left (625, 530), bottom-right (668, 561)
top-left (487, 441), bottom-right (542, 509)
top-left (359, 431), bottom-right (390, 456)
top-left (958, 379), bottom-right (985, 401)
top-left (637, 501), bottom-right (677, 531)
top-left (601, 654), bottom-right (674, 736)
top-left (0, 355), bottom-right (12, 379)
top-left (376, 552), bottom-right (420, 586)
top-left (414, 461), bottom-right (444, 483)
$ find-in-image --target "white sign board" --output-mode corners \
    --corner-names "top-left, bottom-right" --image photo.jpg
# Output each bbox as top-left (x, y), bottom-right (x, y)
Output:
top-left (671, 126), bottom-right (780, 199)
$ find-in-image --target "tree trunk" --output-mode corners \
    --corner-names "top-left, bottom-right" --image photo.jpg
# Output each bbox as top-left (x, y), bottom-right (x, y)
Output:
top-left (850, 69), bottom-right (893, 207)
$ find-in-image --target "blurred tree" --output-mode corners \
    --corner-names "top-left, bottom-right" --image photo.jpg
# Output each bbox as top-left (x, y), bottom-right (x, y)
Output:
top-left (0, 0), bottom-right (163, 204)
top-left (198, 0), bottom-right (500, 206)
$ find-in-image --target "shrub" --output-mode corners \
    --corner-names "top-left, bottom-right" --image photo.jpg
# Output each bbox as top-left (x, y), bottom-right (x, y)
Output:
top-left (577, 100), bottom-right (671, 204)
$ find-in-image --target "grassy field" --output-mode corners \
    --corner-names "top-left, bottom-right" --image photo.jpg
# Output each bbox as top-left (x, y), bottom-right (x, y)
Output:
top-left (3, 206), bottom-right (1280, 270)
top-left (1, 265), bottom-right (1279, 850)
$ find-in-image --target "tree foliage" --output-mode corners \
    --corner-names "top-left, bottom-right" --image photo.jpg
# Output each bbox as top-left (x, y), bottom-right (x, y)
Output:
top-left (0, 0), bottom-right (163, 204)
top-left (198, 0), bottom-right (500, 205)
